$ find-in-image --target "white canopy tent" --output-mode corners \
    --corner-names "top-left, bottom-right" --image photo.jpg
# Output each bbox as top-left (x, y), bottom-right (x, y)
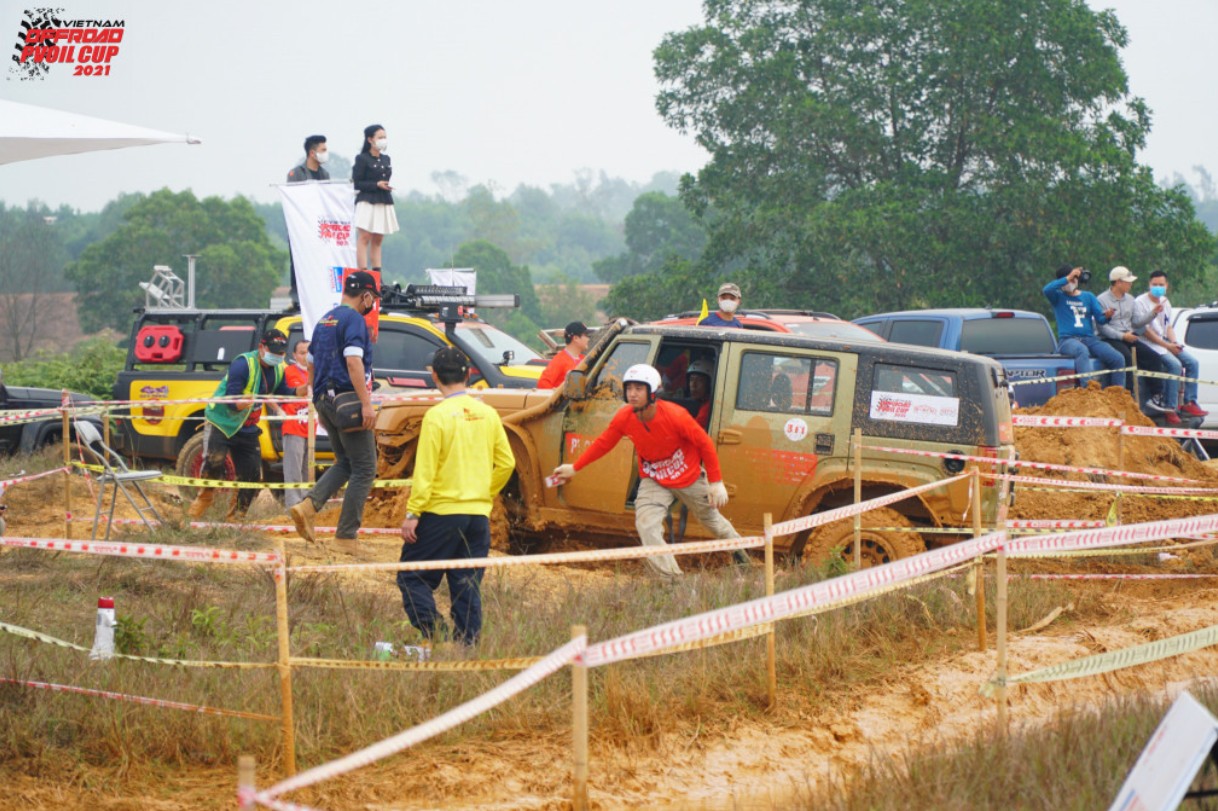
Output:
top-left (0, 98), bottom-right (201, 165)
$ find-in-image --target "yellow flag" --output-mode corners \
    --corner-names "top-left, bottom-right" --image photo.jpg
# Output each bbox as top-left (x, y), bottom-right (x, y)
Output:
top-left (699, 298), bottom-right (709, 322)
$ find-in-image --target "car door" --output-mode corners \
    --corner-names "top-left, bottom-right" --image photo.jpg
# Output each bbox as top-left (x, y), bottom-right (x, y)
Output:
top-left (374, 324), bottom-right (448, 389)
top-left (714, 344), bottom-right (856, 526)
top-left (556, 338), bottom-right (654, 513)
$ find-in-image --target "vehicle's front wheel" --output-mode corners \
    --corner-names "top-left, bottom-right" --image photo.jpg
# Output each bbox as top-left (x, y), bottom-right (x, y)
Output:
top-left (175, 432), bottom-right (236, 503)
top-left (802, 507), bottom-right (925, 569)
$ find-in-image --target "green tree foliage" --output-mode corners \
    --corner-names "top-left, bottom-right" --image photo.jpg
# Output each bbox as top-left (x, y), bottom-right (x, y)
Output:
top-left (650, 0), bottom-right (1216, 319)
top-left (451, 240), bottom-right (542, 324)
top-left (1, 336), bottom-right (127, 398)
top-left (65, 190), bottom-right (286, 333)
top-left (594, 191), bottom-right (707, 283)
top-left (0, 204), bottom-right (71, 361)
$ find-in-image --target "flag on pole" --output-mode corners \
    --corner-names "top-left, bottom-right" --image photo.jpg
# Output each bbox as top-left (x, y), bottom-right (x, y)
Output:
top-left (278, 182), bottom-right (358, 339)
top-left (699, 298), bottom-right (709, 322)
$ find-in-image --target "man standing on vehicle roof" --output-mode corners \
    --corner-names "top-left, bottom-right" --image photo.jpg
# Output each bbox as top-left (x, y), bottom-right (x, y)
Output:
top-left (698, 283), bottom-right (745, 328)
top-left (398, 347), bottom-right (514, 646)
top-left (550, 364), bottom-right (750, 578)
top-left (290, 271), bottom-right (379, 556)
top-left (188, 328), bottom-right (307, 520)
top-left (1042, 265), bottom-right (1124, 388)
top-left (1137, 271), bottom-right (1208, 421)
top-left (537, 321), bottom-right (590, 389)
top-left (286, 135), bottom-right (330, 183)
top-left (1098, 266), bottom-right (1169, 418)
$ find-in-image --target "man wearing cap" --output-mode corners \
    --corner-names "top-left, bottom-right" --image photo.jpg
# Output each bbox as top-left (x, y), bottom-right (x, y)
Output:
top-left (538, 321), bottom-right (590, 389)
top-left (398, 347), bottom-right (514, 646)
top-left (1098, 266), bottom-right (1169, 417)
top-left (188, 328), bottom-right (307, 520)
top-left (290, 271), bottom-right (380, 554)
top-left (698, 283), bottom-right (744, 328)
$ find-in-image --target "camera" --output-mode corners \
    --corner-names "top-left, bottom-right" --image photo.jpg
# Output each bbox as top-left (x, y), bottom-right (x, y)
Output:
top-left (1078, 268), bottom-right (1092, 284)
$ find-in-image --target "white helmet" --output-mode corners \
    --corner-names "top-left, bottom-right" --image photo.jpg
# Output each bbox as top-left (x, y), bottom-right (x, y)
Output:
top-left (622, 364), bottom-right (662, 403)
top-left (687, 358), bottom-right (713, 378)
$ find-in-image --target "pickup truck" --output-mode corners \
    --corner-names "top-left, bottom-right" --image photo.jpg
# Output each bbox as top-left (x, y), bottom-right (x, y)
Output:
top-left (1170, 304), bottom-right (1218, 430)
top-left (851, 308), bottom-right (1093, 407)
top-left (0, 384), bottom-right (105, 455)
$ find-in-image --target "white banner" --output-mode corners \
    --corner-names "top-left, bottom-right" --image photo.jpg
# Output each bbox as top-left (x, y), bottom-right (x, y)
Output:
top-left (426, 268), bottom-right (476, 294)
top-left (278, 182), bottom-right (358, 339)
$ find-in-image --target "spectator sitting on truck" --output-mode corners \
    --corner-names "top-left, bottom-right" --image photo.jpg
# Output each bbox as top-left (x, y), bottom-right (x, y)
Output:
top-left (282, 339), bottom-right (312, 509)
top-left (1137, 271), bottom-right (1208, 421)
top-left (188, 329), bottom-right (308, 520)
top-left (1097, 267), bottom-right (1168, 416)
top-left (537, 321), bottom-right (589, 389)
top-left (698, 283), bottom-right (744, 328)
top-left (1043, 265), bottom-right (1124, 388)
top-left (286, 135), bottom-right (330, 182)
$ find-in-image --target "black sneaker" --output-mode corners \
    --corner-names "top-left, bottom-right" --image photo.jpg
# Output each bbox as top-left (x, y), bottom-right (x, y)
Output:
top-left (1145, 394), bottom-right (1171, 413)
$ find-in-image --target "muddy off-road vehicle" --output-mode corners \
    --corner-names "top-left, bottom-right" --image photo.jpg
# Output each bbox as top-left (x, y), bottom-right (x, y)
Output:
top-left (375, 320), bottom-right (1016, 564)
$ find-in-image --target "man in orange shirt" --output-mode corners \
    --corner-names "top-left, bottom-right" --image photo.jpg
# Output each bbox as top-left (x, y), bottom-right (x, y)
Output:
top-left (538, 321), bottom-right (590, 389)
top-left (282, 339), bottom-right (311, 508)
top-left (551, 364), bottom-right (748, 577)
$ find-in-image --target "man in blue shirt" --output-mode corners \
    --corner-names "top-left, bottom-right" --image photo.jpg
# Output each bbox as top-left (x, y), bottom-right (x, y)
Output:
top-left (698, 282), bottom-right (744, 328)
top-left (290, 271), bottom-right (379, 555)
top-left (1043, 265), bottom-right (1124, 387)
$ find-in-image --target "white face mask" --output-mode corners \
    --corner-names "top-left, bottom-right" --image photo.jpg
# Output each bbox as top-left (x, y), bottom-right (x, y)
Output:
top-left (374, 138), bottom-right (388, 152)
top-left (1063, 281), bottom-right (1077, 293)
top-left (314, 149), bottom-right (330, 164)
top-left (719, 298), bottom-right (739, 314)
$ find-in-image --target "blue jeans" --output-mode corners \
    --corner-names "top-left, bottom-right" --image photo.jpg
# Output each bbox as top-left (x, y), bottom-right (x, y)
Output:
top-left (307, 398), bottom-right (377, 540)
top-left (1057, 336), bottom-right (1126, 388)
top-left (396, 513), bottom-right (490, 645)
top-left (1155, 349), bottom-right (1200, 409)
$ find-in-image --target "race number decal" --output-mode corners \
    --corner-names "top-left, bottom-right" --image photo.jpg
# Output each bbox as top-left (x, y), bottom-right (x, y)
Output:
top-left (784, 417), bottom-right (809, 442)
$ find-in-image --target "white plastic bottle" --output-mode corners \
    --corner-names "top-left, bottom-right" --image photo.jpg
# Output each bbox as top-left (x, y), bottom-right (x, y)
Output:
top-left (89, 597), bottom-right (115, 660)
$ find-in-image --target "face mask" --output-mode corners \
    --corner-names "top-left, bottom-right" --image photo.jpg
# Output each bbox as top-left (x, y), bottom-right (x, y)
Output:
top-left (262, 351), bottom-right (285, 366)
top-left (1150, 285), bottom-right (1167, 298)
top-left (374, 138), bottom-right (388, 152)
top-left (719, 298), bottom-right (739, 314)
top-left (314, 149), bottom-right (330, 164)
top-left (1063, 282), bottom-right (1077, 293)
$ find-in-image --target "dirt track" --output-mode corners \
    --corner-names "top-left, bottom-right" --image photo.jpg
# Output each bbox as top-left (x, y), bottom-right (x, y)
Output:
top-left (4, 384), bottom-right (1218, 809)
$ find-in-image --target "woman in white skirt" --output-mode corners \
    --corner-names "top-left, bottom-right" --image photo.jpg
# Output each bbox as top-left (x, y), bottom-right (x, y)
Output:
top-left (352, 123), bottom-right (399, 271)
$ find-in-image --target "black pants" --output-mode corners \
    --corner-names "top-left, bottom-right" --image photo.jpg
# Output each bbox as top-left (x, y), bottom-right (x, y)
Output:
top-left (1102, 339), bottom-right (1163, 404)
top-left (202, 425), bottom-right (262, 513)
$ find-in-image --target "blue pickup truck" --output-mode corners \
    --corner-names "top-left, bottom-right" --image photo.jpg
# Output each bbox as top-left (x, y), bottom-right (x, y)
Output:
top-left (852, 309), bottom-right (1093, 407)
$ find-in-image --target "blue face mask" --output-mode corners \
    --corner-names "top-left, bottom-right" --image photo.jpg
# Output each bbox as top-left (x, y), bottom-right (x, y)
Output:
top-left (262, 351), bottom-right (285, 366)
top-left (1150, 285), bottom-right (1167, 298)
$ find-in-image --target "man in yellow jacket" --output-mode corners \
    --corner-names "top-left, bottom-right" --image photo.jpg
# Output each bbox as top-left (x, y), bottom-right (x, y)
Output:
top-left (398, 346), bottom-right (514, 645)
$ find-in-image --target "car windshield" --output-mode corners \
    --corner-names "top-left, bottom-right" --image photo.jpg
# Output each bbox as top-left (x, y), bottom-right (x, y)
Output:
top-left (960, 318), bottom-right (1055, 355)
top-left (785, 322), bottom-right (884, 342)
top-left (455, 323), bottom-right (542, 367)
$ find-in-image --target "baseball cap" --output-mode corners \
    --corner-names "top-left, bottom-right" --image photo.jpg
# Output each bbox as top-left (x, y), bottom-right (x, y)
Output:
top-left (717, 282), bottom-right (742, 298)
top-left (261, 328), bottom-right (289, 354)
top-left (343, 270), bottom-right (380, 296)
top-left (1109, 266), bottom-right (1137, 283)
top-left (431, 346), bottom-right (470, 375)
top-left (564, 321), bottom-right (589, 341)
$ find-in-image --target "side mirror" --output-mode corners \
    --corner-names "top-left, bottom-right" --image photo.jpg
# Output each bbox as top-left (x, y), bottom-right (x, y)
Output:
top-left (501, 350), bottom-right (515, 366)
top-left (564, 370), bottom-right (588, 400)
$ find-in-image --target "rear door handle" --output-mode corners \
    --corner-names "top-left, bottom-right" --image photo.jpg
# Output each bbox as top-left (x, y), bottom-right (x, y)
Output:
top-left (717, 428), bottom-right (742, 445)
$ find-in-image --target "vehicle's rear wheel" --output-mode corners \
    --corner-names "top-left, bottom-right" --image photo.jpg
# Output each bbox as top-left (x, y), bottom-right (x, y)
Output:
top-left (175, 431), bottom-right (236, 505)
top-left (802, 507), bottom-right (925, 568)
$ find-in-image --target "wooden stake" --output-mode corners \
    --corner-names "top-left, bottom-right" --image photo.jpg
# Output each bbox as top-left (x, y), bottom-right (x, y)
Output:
top-left (973, 468), bottom-right (986, 651)
top-left (764, 512), bottom-right (777, 709)
top-left (274, 539), bottom-right (296, 776)
top-left (237, 755), bottom-right (256, 809)
top-left (996, 540), bottom-right (1009, 733)
top-left (572, 624), bottom-right (589, 811)
top-left (1131, 347), bottom-right (1140, 404)
top-left (102, 405), bottom-right (111, 450)
top-left (61, 390), bottom-right (71, 539)
top-left (1116, 411), bottom-right (1125, 525)
top-left (852, 427), bottom-right (862, 568)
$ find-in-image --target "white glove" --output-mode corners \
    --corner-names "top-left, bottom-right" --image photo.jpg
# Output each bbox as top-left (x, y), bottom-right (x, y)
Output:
top-left (707, 481), bottom-right (729, 509)
top-left (552, 464), bottom-right (576, 484)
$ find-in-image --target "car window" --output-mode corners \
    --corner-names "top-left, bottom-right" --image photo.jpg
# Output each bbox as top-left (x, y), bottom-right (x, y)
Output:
top-left (736, 351), bottom-right (837, 416)
top-left (590, 341), bottom-right (651, 390)
top-left (456, 324), bottom-right (541, 368)
top-left (873, 363), bottom-right (957, 397)
top-left (1185, 317), bottom-right (1218, 350)
top-left (887, 320), bottom-right (944, 347)
top-left (376, 327), bottom-right (446, 372)
top-left (960, 318), bottom-right (1055, 355)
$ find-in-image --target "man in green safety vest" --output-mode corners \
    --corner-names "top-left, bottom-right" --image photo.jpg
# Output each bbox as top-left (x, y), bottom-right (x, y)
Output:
top-left (188, 329), bottom-right (308, 519)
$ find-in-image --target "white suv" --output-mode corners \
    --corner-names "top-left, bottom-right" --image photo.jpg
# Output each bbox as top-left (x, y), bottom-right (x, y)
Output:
top-left (1170, 304), bottom-right (1218, 429)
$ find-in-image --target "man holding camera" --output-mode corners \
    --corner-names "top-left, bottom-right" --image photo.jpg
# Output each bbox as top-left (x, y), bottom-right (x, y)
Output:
top-left (1043, 265), bottom-right (1124, 387)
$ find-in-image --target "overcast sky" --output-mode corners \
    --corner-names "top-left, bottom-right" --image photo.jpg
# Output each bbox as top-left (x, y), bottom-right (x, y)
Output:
top-left (1, 0), bottom-right (1214, 212)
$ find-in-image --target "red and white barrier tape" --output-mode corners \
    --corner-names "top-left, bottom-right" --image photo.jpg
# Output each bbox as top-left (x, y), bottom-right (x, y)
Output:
top-left (866, 444), bottom-right (1200, 484)
top-left (1122, 424), bottom-right (1218, 441)
top-left (1006, 519), bottom-right (1106, 529)
top-left (91, 516), bottom-right (403, 536)
top-left (1012, 416), bottom-right (1124, 428)
top-left (772, 473), bottom-right (971, 536)
top-left (1006, 513), bottom-right (1218, 558)
top-left (1021, 573), bottom-right (1218, 581)
top-left (0, 536), bottom-right (280, 565)
top-left (581, 530), bottom-right (1006, 668)
top-left (0, 466), bottom-right (69, 490)
top-left (258, 636), bottom-right (585, 802)
top-left (999, 473), bottom-right (1218, 495)
top-left (0, 677), bottom-right (277, 722)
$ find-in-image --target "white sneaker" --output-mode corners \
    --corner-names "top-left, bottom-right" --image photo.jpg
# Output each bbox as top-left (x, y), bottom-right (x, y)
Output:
top-left (1145, 394), bottom-right (1171, 413)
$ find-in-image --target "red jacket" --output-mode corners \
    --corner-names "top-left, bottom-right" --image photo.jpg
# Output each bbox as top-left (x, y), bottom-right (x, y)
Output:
top-left (573, 399), bottom-right (722, 489)
top-left (282, 363), bottom-right (310, 438)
